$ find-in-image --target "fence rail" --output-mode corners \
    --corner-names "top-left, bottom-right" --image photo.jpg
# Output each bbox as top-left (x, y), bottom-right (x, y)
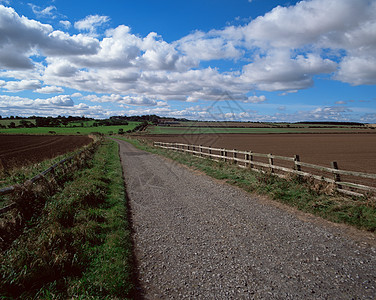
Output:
top-left (154, 142), bottom-right (376, 198)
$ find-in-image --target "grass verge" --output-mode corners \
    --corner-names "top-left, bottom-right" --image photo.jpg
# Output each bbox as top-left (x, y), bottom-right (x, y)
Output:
top-left (0, 139), bottom-right (132, 299)
top-left (120, 137), bottom-right (376, 232)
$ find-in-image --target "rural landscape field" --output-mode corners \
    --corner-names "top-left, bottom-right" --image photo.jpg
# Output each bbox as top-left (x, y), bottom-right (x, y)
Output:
top-left (1, 0), bottom-right (376, 298)
top-left (1, 117), bottom-right (376, 299)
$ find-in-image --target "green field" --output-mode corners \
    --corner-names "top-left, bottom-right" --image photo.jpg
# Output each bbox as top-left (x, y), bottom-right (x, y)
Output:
top-left (146, 125), bottom-right (367, 135)
top-left (0, 122), bottom-right (140, 135)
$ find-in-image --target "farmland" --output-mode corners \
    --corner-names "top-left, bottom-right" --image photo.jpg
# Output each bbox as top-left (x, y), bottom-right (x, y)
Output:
top-left (0, 135), bottom-right (92, 170)
top-left (141, 133), bottom-right (376, 174)
top-left (0, 121), bottom-right (140, 135)
top-left (146, 124), bottom-right (375, 135)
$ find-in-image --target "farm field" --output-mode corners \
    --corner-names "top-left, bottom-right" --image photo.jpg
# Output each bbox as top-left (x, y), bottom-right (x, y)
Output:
top-left (142, 133), bottom-right (376, 175)
top-left (0, 135), bottom-right (92, 169)
top-left (0, 121), bottom-right (140, 135)
top-left (147, 125), bottom-right (375, 135)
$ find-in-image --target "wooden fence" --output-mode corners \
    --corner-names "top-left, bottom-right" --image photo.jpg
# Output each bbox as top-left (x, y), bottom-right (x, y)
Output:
top-left (154, 142), bottom-right (376, 198)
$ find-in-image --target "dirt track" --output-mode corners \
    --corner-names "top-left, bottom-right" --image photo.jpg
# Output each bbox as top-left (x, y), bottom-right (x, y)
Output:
top-left (0, 135), bottom-right (92, 169)
top-left (116, 139), bottom-right (376, 299)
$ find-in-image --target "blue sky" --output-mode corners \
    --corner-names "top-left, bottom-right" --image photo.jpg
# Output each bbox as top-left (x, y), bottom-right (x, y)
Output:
top-left (0, 0), bottom-right (375, 122)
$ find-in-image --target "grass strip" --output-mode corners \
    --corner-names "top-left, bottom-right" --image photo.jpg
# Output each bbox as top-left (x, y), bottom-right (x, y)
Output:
top-left (120, 137), bottom-right (376, 232)
top-left (0, 140), bottom-right (132, 299)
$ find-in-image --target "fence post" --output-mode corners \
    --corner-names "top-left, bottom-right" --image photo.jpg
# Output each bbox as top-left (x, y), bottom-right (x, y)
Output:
top-left (221, 148), bottom-right (226, 162)
top-left (331, 161), bottom-right (342, 189)
top-left (199, 145), bottom-right (203, 157)
top-left (268, 154), bottom-right (274, 173)
top-left (233, 149), bottom-right (237, 164)
top-left (208, 146), bottom-right (212, 159)
top-left (245, 152), bottom-right (249, 168)
top-left (294, 155), bottom-right (301, 171)
top-left (249, 151), bottom-right (254, 169)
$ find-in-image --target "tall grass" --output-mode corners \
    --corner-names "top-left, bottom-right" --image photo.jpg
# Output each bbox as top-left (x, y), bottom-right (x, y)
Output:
top-left (122, 137), bottom-right (376, 232)
top-left (0, 140), bottom-right (133, 299)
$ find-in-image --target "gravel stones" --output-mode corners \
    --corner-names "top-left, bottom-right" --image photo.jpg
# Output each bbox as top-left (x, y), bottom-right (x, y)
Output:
top-left (116, 140), bottom-right (376, 299)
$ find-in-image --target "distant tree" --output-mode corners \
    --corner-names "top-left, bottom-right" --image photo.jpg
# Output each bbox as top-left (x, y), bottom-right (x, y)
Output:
top-left (8, 122), bottom-right (16, 128)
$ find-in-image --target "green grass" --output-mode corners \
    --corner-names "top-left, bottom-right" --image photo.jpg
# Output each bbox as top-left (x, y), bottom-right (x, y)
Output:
top-left (121, 137), bottom-right (376, 232)
top-left (0, 140), bottom-right (133, 299)
top-left (146, 125), bottom-right (365, 135)
top-left (0, 122), bottom-right (140, 135)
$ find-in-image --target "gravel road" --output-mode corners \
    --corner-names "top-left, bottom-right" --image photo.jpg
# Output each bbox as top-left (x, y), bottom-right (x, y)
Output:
top-left (115, 139), bottom-right (376, 299)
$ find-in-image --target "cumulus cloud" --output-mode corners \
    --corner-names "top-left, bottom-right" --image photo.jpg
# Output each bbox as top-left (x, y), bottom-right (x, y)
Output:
top-left (1, 79), bottom-right (41, 92)
top-left (177, 31), bottom-right (242, 61)
top-left (335, 56), bottom-right (376, 85)
top-left (0, 94), bottom-right (112, 118)
top-left (241, 51), bottom-right (337, 91)
top-left (0, 5), bottom-right (99, 70)
top-left (35, 85), bottom-right (64, 94)
top-left (0, 0), bottom-right (375, 119)
top-left (83, 94), bottom-right (161, 106)
top-left (0, 94), bottom-right (72, 107)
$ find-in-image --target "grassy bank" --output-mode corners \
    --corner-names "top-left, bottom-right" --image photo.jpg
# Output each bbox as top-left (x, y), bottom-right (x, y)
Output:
top-left (0, 145), bottom-right (91, 190)
top-left (0, 140), bottom-right (133, 299)
top-left (121, 137), bottom-right (376, 232)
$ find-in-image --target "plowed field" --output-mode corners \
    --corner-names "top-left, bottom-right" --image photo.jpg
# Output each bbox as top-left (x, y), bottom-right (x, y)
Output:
top-left (0, 135), bottom-right (92, 169)
top-left (144, 133), bottom-right (376, 174)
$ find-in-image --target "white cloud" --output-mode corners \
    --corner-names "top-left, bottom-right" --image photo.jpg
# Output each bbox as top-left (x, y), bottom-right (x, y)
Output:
top-left (0, 94), bottom-right (112, 118)
top-left (83, 94), bottom-right (160, 106)
top-left (29, 4), bottom-right (57, 19)
top-left (1, 79), bottom-right (41, 92)
top-left (0, 5), bottom-right (99, 70)
top-left (35, 85), bottom-right (64, 94)
top-left (35, 95), bottom-right (73, 106)
top-left (335, 56), bottom-right (376, 85)
top-left (241, 51), bottom-right (337, 91)
top-left (74, 15), bottom-right (110, 35)
top-left (177, 31), bottom-right (242, 61)
top-left (242, 95), bottom-right (266, 103)
top-left (59, 20), bottom-right (71, 29)
top-left (0, 0), bottom-right (375, 118)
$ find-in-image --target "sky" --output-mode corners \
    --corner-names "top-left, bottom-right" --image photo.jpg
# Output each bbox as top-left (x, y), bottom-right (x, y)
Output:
top-left (0, 0), bottom-right (375, 122)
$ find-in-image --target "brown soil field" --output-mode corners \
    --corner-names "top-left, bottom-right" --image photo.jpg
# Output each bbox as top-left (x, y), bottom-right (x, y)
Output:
top-left (0, 135), bottom-right (92, 170)
top-left (143, 133), bottom-right (376, 182)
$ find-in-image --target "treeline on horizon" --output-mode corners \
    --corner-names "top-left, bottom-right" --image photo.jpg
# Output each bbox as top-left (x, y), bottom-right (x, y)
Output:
top-left (0, 114), bottom-right (366, 129)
